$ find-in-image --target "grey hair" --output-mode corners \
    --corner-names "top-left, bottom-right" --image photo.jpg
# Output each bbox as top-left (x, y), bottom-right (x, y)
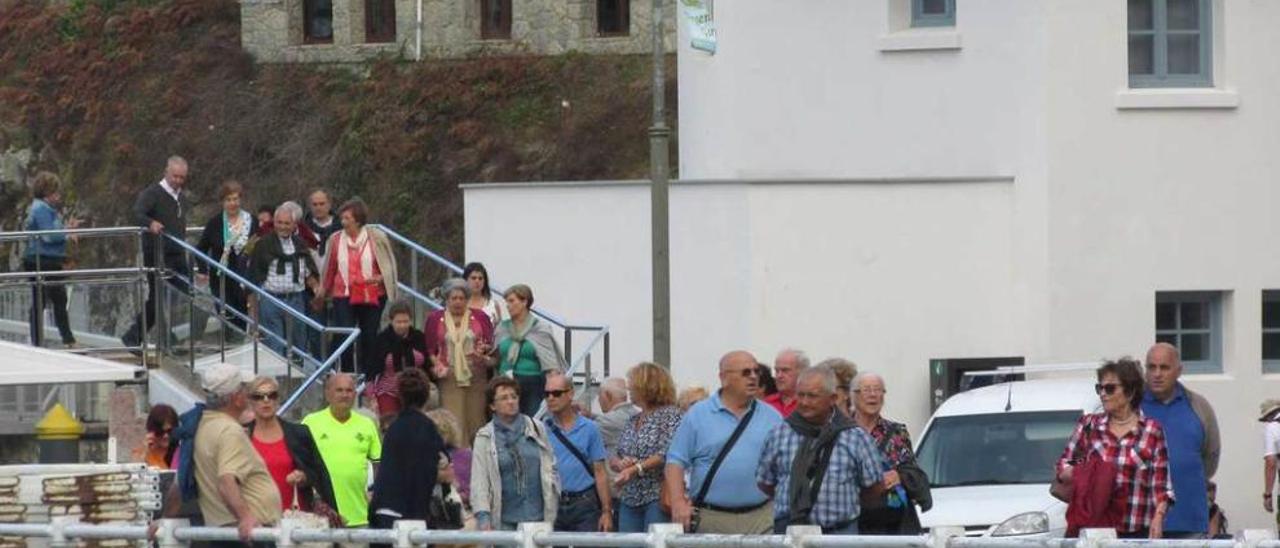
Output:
top-left (797, 366), bottom-right (837, 394)
top-left (778, 348), bottom-right (811, 370)
top-left (276, 201), bottom-right (304, 221)
top-left (601, 377), bottom-right (628, 400)
top-left (853, 371), bottom-right (885, 391)
top-left (441, 278), bottom-right (471, 300)
top-left (166, 155), bottom-right (188, 170)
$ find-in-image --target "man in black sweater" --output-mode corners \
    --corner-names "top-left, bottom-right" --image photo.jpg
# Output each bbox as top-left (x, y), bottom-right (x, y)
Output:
top-left (122, 156), bottom-right (193, 350)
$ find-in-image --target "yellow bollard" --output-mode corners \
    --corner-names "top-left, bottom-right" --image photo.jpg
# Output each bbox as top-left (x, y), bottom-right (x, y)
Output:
top-left (35, 404), bottom-right (84, 463)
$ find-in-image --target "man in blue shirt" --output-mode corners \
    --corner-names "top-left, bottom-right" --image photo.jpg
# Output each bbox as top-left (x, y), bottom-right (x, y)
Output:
top-left (757, 367), bottom-right (884, 534)
top-left (1142, 342), bottom-right (1221, 538)
top-left (544, 372), bottom-right (613, 532)
top-left (665, 350), bottom-right (784, 534)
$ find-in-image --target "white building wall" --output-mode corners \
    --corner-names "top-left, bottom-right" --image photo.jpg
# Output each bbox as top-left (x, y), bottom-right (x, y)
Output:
top-left (464, 0), bottom-right (1280, 531)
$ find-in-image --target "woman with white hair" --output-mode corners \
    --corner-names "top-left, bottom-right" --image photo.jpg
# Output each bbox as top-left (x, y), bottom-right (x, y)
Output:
top-left (427, 278), bottom-right (496, 443)
top-left (851, 372), bottom-right (931, 534)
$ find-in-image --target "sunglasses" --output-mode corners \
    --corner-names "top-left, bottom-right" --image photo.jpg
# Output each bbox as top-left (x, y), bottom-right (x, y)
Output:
top-left (250, 391), bottom-right (280, 402)
top-left (737, 368), bottom-right (759, 378)
top-left (1094, 383), bottom-right (1121, 396)
top-left (545, 389), bottom-right (572, 398)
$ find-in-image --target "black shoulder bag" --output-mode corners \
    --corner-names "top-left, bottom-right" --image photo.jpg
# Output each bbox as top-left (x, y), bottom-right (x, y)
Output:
top-left (690, 402), bottom-right (757, 531)
top-left (548, 420), bottom-right (597, 480)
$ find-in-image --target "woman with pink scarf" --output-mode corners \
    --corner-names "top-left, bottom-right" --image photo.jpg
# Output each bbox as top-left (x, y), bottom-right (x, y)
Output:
top-left (320, 199), bottom-right (398, 374)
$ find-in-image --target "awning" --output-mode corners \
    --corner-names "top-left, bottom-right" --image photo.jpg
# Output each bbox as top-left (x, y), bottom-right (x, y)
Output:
top-left (0, 340), bottom-right (142, 385)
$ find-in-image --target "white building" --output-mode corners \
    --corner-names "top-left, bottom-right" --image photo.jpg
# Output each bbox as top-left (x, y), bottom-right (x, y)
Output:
top-left (465, 0), bottom-right (1280, 529)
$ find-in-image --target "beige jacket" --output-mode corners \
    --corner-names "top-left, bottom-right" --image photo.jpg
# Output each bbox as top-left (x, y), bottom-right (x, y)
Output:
top-left (469, 415), bottom-right (560, 526)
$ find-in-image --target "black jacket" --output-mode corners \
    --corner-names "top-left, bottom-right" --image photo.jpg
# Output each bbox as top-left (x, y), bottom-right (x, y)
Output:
top-left (247, 419), bottom-right (338, 511)
top-left (248, 233), bottom-right (319, 288)
top-left (195, 213), bottom-right (245, 275)
top-left (368, 410), bottom-right (444, 522)
top-left (370, 326), bottom-right (429, 379)
top-left (132, 181), bottom-right (188, 258)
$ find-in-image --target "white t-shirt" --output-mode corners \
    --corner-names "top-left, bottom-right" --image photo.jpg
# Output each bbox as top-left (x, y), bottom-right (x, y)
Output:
top-left (1264, 422), bottom-right (1280, 457)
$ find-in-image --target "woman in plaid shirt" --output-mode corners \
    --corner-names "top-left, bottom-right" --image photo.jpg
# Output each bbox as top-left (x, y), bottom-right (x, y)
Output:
top-left (1056, 358), bottom-right (1174, 538)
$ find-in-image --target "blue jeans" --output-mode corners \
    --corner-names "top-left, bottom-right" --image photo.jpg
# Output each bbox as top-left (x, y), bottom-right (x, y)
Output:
top-left (260, 291), bottom-right (308, 357)
top-left (555, 490), bottom-right (602, 532)
top-left (618, 500), bottom-right (668, 533)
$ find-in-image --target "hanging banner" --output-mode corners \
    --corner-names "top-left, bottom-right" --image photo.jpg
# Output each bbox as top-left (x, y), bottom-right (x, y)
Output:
top-left (681, 0), bottom-right (716, 54)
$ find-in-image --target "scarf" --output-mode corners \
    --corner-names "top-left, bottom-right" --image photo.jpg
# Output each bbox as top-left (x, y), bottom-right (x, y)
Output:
top-left (336, 228), bottom-right (374, 295)
top-left (271, 236), bottom-right (307, 284)
top-left (495, 415), bottom-right (530, 497)
top-left (785, 409), bottom-right (855, 526)
top-left (503, 316), bottom-right (536, 367)
top-left (221, 209), bottom-right (252, 263)
top-left (445, 311), bottom-right (475, 387)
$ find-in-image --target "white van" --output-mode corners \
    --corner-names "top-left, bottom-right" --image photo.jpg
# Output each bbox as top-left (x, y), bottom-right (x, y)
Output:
top-left (915, 375), bottom-right (1100, 537)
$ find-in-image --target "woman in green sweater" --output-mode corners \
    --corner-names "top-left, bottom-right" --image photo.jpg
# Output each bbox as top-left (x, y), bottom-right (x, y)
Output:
top-left (495, 284), bottom-right (567, 417)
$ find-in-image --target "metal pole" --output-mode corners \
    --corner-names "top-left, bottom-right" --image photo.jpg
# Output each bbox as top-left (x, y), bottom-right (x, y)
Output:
top-left (649, 0), bottom-right (672, 368)
top-left (186, 250), bottom-right (195, 371)
top-left (218, 272), bottom-right (227, 361)
top-left (411, 253), bottom-right (420, 322)
top-left (604, 331), bottom-right (611, 378)
top-left (31, 235), bottom-right (45, 347)
top-left (135, 231), bottom-right (148, 369)
top-left (153, 242), bottom-right (166, 358)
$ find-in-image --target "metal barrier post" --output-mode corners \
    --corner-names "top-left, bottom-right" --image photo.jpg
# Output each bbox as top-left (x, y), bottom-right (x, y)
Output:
top-left (649, 523), bottom-right (682, 548)
top-left (517, 522), bottom-right (551, 548)
top-left (393, 520), bottom-right (427, 548)
top-left (218, 273), bottom-right (227, 361)
top-left (153, 242), bottom-right (167, 357)
top-left (785, 525), bottom-right (822, 548)
top-left (1078, 528), bottom-right (1117, 548)
top-left (155, 518), bottom-right (190, 548)
top-left (277, 517), bottom-right (305, 548)
top-left (1238, 529), bottom-right (1277, 548)
top-left (186, 249), bottom-right (196, 371)
top-left (31, 235), bottom-right (45, 347)
top-left (928, 526), bottom-right (963, 548)
top-left (136, 230), bottom-right (148, 369)
top-left (48, 516), bottom-right (78, 548)
top-left (604, 331), bottom-right (611, 378)
top-left (410, 253), bottom-right (420, 322)
top-left (564, 330), bottom-right (573, 370)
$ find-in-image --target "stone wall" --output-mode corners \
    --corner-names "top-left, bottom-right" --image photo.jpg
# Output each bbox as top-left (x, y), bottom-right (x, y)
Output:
top-left (240, 0), bottom-right (677, 64)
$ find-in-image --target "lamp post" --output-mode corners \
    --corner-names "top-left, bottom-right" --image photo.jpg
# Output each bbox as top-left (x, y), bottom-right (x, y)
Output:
top-left (649, 0), bottom-right (672, 368)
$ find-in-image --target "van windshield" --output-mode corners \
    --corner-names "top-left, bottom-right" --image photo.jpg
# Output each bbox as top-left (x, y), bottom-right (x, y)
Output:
top-left (916, 411), bottom-right (1082, 487)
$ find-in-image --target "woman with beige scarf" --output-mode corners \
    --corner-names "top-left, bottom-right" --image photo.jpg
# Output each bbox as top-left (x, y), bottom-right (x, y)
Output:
top-left (426, 278), bottom-right (497, 444)
top-left (320, 199), bottom-right (398, 374)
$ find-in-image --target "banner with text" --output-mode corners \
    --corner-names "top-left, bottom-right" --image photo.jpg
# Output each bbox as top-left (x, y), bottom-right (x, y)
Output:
top-left (681, 0), bottom-right (716, 54)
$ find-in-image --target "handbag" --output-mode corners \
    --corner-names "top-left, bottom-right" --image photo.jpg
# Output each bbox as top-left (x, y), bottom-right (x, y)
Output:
top-left (283, 486), bottom-right (332, 548)
top-left (428, 484), bottom-right (465, 530)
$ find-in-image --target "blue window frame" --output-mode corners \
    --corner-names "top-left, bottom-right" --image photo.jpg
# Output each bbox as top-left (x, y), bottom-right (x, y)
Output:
top-left (911, 0), bottom-right (955, 28)
top-left (1128, 0), bottom-right (1213, 88)
top-left (1155, 291), bottom-right (1222, 374)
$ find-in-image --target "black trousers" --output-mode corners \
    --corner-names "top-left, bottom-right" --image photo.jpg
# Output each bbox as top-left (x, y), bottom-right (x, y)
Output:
top-left (24, 257), bottom-right (75, 345)
top-left (123, 253), bottom-right (192, 345)
top-left (332, 296), bottom-right (385, 374)
top-left (208, 269), bottom-right (248, 332)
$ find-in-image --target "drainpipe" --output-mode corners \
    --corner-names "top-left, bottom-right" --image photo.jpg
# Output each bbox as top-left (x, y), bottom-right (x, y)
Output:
top-left (415, 0), bottom-right (423, 61)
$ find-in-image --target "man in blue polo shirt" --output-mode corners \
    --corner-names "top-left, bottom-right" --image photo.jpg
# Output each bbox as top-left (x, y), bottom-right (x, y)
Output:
top-left (665, 350), bottom-right (784, 534)
top-left (1142, 342), bottom-right (1220, 538)
top-left (544, 372), bottom-right (613, 532)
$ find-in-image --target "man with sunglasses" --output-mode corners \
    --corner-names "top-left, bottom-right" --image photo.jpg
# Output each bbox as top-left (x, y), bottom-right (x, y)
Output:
top-left (665, 350), bottom-right (784, 534)
top-left (544, 372), bottom-right (613, 533)
top-left (1141, 342), bottom-right (1220, 539)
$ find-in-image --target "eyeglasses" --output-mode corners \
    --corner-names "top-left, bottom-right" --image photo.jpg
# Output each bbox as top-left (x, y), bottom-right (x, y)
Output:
top-left (855, 388), bottom-right (886, 396)
top-left (736, 368), bottom-right (759, 378)
top-left (545, 389), bottom-right (571, 398)
top-left (1094, 383), bottom-right (1121, 396)
top-left (250, 391), bottom-right (280, 402)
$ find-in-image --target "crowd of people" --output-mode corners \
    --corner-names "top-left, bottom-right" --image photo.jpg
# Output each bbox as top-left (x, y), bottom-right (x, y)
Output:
top-left (23, 158), bottom-right (1241, 542)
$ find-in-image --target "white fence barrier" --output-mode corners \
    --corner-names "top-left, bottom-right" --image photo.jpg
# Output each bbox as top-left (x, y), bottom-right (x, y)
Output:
top-left (0, 520), bottom-right (1276, 548)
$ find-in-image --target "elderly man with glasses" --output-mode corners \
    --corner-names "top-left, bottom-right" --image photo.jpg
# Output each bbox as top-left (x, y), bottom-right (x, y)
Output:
top-left (543, 371), bottom-right (613, 532)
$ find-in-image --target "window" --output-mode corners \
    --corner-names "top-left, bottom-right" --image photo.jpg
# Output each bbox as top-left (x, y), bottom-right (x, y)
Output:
top-left (1128, 0), bottom-right (1212, 88)
top-left (911, 0), bottom-right (955, 27)
top-left (917, 411), bottom-right (1081, 487)
top-left (480, 0), bottom-right (512, 40)
top-left (597, 0), bottom-right (630, 37)
top-left (1155, 291), bottom-right (1223, 373)
top-left (303, 0), bottom-right (334, 44)
top-left (1264, 292), bottom-right (1280, 373)
top-left (365, 0), bottom-right (396, 43)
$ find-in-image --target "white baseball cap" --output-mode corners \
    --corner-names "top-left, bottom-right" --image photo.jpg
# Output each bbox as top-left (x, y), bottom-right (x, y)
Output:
top-left (201, 363), bottom-right (254, 398)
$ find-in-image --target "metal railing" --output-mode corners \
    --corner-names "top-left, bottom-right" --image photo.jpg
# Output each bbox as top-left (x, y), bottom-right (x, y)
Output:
top-left (157, 233), bottom-right (360, 416)
top-left (0, 520), bottom-right (1275, 548)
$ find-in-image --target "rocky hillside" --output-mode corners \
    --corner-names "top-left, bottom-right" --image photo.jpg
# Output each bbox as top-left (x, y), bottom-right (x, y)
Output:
top-left (0, 0), bottom-right (677, 262)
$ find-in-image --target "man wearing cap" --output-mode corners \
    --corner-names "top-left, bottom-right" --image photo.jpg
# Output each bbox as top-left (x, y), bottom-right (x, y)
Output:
top-left (1261, 399), bottom-right (1280, 522)
top-left (194, 363), bottom-right (282, 546)
top-left (303, 373), bottom-right (382, 529)
top-left (1141, 342), bottom-right (1220, 538)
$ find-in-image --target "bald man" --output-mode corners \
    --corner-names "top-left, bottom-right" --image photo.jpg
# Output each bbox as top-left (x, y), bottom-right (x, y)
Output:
top-left (303, 374), bottom-right (382, 528)
top-left (665, 351), bottom-right (784, 534)
top-left (1141, 342), bottom-right (1220, 538)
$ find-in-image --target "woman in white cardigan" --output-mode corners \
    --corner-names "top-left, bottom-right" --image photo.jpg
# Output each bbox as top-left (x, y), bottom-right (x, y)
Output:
top-left (470, 376), bottom-right (559, 530)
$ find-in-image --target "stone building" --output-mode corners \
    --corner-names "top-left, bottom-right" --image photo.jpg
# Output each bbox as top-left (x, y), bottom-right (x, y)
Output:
top-left (240, 0), bottom-right (677, 63)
